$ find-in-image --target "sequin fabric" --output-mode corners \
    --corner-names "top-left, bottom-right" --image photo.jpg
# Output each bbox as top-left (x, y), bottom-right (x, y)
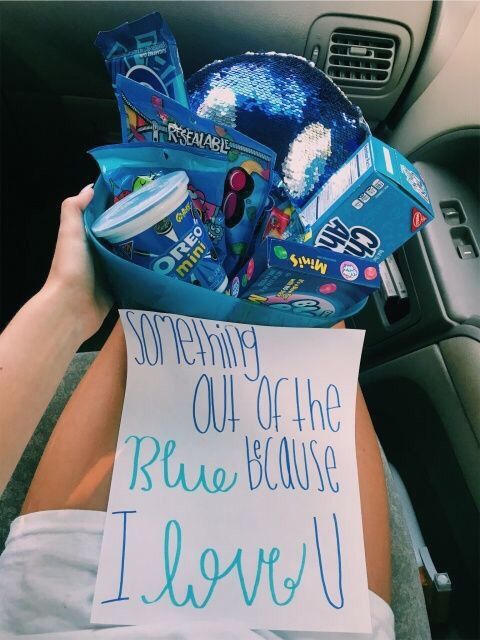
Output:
top-left (187, 53), bottom-right (370, 207)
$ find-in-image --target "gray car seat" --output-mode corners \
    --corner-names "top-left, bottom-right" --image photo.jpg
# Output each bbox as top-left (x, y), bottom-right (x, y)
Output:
top-left (0, 352), bottom-right (431, 639)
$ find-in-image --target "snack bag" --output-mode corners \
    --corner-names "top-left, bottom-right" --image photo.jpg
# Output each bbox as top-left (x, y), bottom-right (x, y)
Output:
top-left (89, 142), bottom-right (228, 263)
top-left (230, 238), bottom-right (380, 324)
top-left (116, 74), bottom-right (276, 275)
top-left (95, 12), bottom-right (189, 107)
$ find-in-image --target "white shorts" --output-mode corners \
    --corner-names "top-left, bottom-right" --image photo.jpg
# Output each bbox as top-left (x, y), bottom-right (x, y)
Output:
top-left (0, 510), bottom-right (395, 639)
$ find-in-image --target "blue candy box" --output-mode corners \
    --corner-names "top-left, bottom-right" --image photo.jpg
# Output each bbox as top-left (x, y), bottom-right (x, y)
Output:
top-left (299, 136), bottom-right (435, 262)
top-left (230, 238), bottom-right (380, 323)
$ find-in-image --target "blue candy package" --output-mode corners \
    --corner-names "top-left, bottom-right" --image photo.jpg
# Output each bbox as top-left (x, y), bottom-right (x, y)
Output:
top-left (89, 142), bottom-right (228, 262)
top-left (115, 74), bottom-right (276, 275)
top-left (95, 12), bottom-right (189, 107)
top-left (230, 238), bottom-right (380, 325)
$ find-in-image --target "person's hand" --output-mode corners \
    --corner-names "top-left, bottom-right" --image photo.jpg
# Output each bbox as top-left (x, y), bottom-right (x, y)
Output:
top-left (42, 184), bottom-right (113, 342)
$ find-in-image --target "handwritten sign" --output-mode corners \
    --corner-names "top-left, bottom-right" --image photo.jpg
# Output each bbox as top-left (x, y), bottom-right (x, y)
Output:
top-left (91, 310), bottom-right (370, 633)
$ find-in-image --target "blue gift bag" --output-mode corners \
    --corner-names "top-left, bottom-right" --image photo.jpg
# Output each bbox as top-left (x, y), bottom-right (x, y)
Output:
top-left (84, 178), bottom-right (367, 328)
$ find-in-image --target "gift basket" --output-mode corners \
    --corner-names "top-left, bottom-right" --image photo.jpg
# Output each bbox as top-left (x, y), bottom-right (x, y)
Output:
top-left (85, 12), bottom-right (434, 328)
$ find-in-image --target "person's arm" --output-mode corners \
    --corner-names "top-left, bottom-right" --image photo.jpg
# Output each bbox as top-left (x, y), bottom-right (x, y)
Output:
top-left (0, 185), bottom-right (112, 495)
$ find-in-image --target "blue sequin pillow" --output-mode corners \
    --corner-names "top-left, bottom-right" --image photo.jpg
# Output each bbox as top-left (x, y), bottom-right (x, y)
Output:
top-left (187, 53), bottom-right (370, 208)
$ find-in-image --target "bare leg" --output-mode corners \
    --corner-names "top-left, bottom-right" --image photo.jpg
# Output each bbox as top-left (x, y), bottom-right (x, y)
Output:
top-left (22, 318), bottom-right (391, 603)
top-left (334, 321), bottom-right (391, 604)
top-left (21, 320), bottom-right (127, 514)
top-left (355, 384), bottom-right (392, 604)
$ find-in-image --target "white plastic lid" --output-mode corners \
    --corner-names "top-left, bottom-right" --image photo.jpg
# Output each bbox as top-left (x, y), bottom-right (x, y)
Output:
top-left (92, 170), bottom-right (189, 243)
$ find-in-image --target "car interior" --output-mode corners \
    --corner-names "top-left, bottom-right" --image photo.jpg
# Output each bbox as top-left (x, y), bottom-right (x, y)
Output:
top-left (1, 1), bottom-right (479, 639)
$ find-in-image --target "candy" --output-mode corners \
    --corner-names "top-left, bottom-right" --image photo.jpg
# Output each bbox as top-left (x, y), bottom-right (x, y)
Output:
top-left (241, 160), bottom-right (263, 176)
top-left (273, 245), bottom-right (288, 260)
top-left (223, 167), bottom-right (254, 228)
top-left (364, 266), bottom-right (378, 281)
top-left (319, 283), bottom-right (337, 294)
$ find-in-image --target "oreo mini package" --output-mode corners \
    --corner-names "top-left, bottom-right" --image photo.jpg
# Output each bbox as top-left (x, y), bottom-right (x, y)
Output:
top-left (89, 142), bottom-right (228, 262)
top-left (230, 238), bottom-right (380, 324)
top-left (95, 12), bottom-right (189, 107)
top-left (116, 74), bottom-right (276, 275)
top-left (298, 136), bottom-right (434, 262)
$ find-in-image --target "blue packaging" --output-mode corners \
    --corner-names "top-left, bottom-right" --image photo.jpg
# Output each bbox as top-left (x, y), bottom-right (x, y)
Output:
top-left (91, 171), bottom-right (228, 292)
top-left (89, 142), bottom-right (228, 263)
top-left (297, 136), bottom-right (435, 262)
top-left (95, 12), bottom-right (189, 107)
top-left (230, 238), bottom-right (380, 323)
top-left (116, 74), bottom-right (276, 275)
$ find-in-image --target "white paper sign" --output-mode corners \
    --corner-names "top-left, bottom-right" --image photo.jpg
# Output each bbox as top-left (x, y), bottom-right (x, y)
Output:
top-left (91, 310), bottom-right (370, 633)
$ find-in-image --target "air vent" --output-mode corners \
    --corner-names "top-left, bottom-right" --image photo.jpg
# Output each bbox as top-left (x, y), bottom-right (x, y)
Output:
top-left (325, 30), bottom-right (396, 88)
